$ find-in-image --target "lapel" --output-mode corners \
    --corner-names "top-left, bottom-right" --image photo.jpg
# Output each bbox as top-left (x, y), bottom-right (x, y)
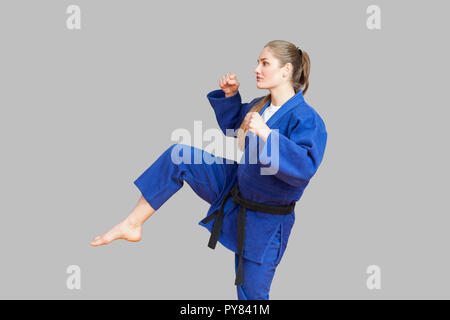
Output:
top-left (259, 89), bottom-right (305, 128)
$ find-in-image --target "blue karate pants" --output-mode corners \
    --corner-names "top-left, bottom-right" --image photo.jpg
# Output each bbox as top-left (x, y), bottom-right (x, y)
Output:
top-left (133, 144), bottom-right (282, 300)
top-left (235, 224), bottom-right (282, 300)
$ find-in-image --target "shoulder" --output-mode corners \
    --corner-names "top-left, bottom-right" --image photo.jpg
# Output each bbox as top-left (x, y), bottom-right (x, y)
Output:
top-left (289, 102), bottom-right (327, 132)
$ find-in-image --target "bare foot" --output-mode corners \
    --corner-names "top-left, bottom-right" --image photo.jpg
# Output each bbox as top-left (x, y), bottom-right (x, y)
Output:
top-left (90, 218), bottom-right (142, 246)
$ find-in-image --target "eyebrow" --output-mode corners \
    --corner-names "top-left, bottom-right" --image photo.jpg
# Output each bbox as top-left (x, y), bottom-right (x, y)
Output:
top-left (257, 58), bottom-right (269, 62)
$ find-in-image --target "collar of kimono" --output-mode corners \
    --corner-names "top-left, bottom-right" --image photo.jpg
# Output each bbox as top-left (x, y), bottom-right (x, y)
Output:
top-left (259, 88), bottom-right (305, 128)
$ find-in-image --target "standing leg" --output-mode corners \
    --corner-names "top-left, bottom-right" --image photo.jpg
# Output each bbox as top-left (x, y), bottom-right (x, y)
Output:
top-left (91, 144), bottom-right (234, 246)
top-left (235, 225), bottom-right (282, 300)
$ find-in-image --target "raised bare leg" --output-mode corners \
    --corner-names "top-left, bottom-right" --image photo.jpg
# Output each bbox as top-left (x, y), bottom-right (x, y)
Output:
top-left (90, 144), bottom-right (230, 247)
top-left (90, 195), bottom-right (155, 246)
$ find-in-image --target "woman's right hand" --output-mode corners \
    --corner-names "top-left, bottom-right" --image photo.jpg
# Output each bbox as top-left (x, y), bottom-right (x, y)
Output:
top-left (219, 72), bottom-right (240, 97)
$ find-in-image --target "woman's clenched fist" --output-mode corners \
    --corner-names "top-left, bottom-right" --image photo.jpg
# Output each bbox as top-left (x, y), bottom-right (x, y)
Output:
top-left (219, 72), bottom-right (240, 97)
top-left (243, 112), bottom-right (272, 141)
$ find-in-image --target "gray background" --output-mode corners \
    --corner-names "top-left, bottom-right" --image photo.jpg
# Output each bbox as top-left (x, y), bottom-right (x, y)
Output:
top-left (0, 0), bottom-right (448, 299)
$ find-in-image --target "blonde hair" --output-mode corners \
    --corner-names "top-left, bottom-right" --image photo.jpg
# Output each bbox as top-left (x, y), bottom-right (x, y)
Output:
top-left (237, 40), bottom-right (311, 151)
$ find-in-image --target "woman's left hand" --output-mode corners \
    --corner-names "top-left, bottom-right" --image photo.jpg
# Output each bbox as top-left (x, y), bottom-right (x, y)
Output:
top-left (243, 112), bottom-right (272, 141)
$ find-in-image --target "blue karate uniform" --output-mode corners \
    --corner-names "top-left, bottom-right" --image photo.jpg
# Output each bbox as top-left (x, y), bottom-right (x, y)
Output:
top-left (133, 88), bottom-right (327, 300)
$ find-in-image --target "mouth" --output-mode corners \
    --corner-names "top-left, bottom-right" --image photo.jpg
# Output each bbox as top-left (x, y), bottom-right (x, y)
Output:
top-left (257, 77), bottom-right (263, 81)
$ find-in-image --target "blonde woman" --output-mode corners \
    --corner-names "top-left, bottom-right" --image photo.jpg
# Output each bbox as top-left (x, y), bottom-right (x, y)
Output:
top-left (91, 40), bottom-right (328, 300)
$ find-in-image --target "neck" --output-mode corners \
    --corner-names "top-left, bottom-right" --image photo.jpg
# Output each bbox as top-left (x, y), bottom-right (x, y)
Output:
top-left (269, 84), bottom-right (296, 107)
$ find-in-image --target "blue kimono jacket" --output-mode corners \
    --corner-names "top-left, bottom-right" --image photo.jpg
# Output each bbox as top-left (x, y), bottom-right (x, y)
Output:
top-left (198, 88), bottom-right (327, 265)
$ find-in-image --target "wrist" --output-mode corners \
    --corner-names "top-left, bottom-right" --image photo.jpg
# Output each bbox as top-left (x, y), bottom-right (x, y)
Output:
top-left (259, 128), bottom-right (272, 142)
top-left (225, 90), bottom-right (238, 98)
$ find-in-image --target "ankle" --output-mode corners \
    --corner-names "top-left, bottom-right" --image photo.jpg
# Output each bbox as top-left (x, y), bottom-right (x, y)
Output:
top-left (124, 216), bottom-right (142, 229)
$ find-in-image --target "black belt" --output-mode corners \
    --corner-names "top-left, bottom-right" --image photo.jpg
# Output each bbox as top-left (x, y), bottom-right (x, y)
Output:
top-left (201, 182), bottom-right (295, 286)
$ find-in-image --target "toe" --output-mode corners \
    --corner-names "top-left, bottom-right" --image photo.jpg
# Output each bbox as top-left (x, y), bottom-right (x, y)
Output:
top-left (91, 237), bottom-right (104, 246)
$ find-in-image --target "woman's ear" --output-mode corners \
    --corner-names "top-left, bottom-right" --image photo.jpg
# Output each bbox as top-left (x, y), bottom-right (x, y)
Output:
top-left (282, 63), bottom-right (293, 79)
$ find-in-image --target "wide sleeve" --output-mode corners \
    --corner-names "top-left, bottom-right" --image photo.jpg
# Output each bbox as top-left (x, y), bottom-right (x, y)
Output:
top-left (207, 89), bottom-right (259, 138)
top-left (257, 115), bottom-right (328, 187)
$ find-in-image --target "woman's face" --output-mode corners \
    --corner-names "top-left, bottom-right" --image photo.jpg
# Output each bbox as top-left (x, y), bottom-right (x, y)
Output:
top-left (254, 47), bottom-right (290, 90)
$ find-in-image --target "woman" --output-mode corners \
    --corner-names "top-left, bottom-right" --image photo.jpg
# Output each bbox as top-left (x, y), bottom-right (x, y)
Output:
top-left (91, 40), bottom-right (328, 300)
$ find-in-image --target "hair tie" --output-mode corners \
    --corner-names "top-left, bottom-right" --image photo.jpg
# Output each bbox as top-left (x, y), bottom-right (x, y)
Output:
top-left (297, 47), bottom-right (303, 58)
